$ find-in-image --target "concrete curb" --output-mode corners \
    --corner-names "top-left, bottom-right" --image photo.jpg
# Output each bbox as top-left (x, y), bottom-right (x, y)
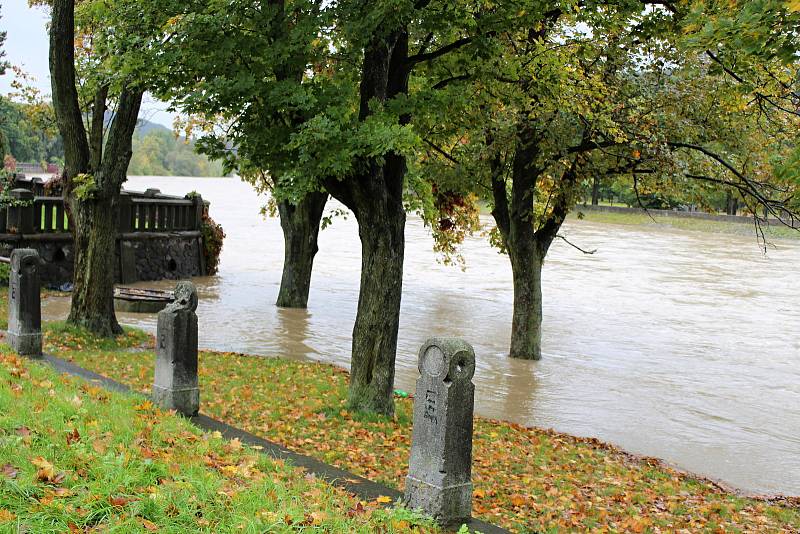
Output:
top-left (41, 355), bottom-right (510, 534)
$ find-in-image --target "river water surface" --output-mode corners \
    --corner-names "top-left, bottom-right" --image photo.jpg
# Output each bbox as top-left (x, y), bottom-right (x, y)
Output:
top-left (42, 176), bottom-right (800, 496)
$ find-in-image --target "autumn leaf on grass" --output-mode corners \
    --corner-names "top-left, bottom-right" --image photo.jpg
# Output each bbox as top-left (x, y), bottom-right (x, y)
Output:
top-left (375, 495), bottom-right (393, 504)
top-left (140, 518), bottom-right (159, 531)
top-left (0, 509), bottom-right (15, 522)
top-left (66, 428), bottom-right (80, 446)
top-left (1, 464), bottom-right (19, 479)
top-left (31, 456), bottom-right (64, 484)
top-left (510, 494), bottom-right (527, 507)
top-left (346, 502), bottom-right (366, 517)
top-left (134, 400), bottom-right (154, 411)
top-left (109, 496), bottom-right (139, 507)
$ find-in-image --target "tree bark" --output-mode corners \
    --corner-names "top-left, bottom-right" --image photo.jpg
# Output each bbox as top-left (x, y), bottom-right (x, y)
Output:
top-left (67, 195), bottom-right (122, 336)
top-left (347, 197), bottom-right (405, 415)
top-left (276, 192), bottom-right (328, 308)
top-left (591, 175), bottom-right (600, 205)
top-left (508, 237), bottom-right (544, 360)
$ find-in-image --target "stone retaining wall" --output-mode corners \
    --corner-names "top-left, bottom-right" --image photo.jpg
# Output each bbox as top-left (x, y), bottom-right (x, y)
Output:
top-left (0, 231), bottom-right (204, 287)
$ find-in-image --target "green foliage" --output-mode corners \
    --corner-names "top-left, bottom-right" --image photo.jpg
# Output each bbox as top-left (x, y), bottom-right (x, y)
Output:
top-left (0, 262), bottom-right (9, 286)
top-left (197, 201), bottom-right (225, 276)
top-left (0, 170), bottom-right (33, 208)
top-left (0, 98), bottom-right (62, 164)
top-left (128, 128), bottom-right (226, 177)
top-left (71, 173), bottom-right (99, 201)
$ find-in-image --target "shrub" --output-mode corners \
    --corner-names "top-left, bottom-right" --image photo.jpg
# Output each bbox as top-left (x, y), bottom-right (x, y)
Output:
top-left (200, 208), bottom-right (225, 275)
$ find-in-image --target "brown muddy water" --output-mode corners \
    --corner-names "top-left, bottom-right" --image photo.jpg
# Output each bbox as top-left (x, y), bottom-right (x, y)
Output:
top-left (42, 176), bottom-right (800, 496)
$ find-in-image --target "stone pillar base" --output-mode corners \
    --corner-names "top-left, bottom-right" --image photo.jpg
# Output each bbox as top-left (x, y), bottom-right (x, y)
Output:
top-left (152, 385), bottom-right (199, 416)
top-left (7, 331), bottom-right (42, 357)
top-left (404, 475), bottom-right (472, 526)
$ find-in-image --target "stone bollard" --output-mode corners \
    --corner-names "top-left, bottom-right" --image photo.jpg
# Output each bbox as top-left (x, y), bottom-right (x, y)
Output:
top-left (405, 338), bottom-right (476, 526)
top-left (152, 281), bottom-right (199, 416)
top-left (7, 249), bottom-right (42, 357)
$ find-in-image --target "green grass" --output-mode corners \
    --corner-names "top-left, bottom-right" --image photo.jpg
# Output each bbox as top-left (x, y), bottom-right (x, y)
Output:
top-left (37, 319), bottom-right (800, 533)
top-left (571, 209), bottom-right (800, 239)
top-left (0, 349), bottom-right (438, 533)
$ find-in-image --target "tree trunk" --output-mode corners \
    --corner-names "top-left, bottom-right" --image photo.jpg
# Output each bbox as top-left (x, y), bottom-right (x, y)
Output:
top-left (591, 176), bottom-right (600, 205)
top-left (347, 198), bottom-right (405, 415)
top-left (276, 192), bottom-right (327, 308)
top-left (508, 241), bottom-right (544, 360)
top-left (68, 194), bottom-right (123, 336)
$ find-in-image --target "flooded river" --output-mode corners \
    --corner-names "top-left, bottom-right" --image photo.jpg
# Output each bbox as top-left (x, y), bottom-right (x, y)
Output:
top-left (43, 176), bottom-right (800, 496)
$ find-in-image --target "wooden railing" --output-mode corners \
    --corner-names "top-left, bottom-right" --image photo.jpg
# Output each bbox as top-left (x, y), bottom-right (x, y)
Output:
top-left (0, 188), bottom-right (204, 235)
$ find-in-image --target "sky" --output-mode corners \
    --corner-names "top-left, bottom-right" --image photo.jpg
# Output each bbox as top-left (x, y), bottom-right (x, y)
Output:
top-left (0, 0), bottom-right (174, 128)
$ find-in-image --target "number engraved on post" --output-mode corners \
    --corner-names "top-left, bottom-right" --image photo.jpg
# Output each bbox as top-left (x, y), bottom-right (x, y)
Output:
top-left (424, 389), bottom-right (438, 425)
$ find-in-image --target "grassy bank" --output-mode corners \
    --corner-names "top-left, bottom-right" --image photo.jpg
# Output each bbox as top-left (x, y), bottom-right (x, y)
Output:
top-left (570, 208), bottom-right (800, 240)
top-left (23, 319), bottom-right (799, 533)
top-left (0, 346), bottom-right (436, 533)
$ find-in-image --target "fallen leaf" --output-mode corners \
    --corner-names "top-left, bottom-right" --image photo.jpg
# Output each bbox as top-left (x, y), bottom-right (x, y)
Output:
top-left (375, 495), bottom-right (393, 504)
top-left (66, 428), bottom-right (80, 446)
top-left (0, 509), bottom-right (15, 522)
top-left (141, 518), bottom-right (159, 531)
top-left (1, 464), bottom-right (19, 479)
top-left (109, 496), bottom-right (138, 507)
top-left (31, 456), bottom-right (56, 483)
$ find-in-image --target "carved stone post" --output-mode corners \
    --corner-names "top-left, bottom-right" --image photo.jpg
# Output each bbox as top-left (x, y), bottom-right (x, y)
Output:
top-left (405, 338), bottom-right (476, 526)
top-left (7, 249), bottom-right (42, 357)
top-left (152, 281), bottom-right (199, 416)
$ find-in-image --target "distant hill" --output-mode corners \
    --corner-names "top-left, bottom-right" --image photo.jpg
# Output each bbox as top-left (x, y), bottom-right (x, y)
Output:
top-left (134, 117), bottom-right (173, 137)
top-left (128, 118), bottom-right (226, 177)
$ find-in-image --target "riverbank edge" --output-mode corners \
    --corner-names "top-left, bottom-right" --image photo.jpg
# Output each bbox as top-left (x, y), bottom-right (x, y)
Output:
top-left (44, 323), bottom-right (800, 532)
top-left (211, 349), bottom-right (800, 509)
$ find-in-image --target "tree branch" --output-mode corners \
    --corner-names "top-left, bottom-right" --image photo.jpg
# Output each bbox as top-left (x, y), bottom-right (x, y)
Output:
top-left (406, 36), bottom-right (473, 66)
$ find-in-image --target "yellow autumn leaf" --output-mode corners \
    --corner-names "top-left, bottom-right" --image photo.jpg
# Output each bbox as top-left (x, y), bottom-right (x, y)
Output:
top-left (31, 456), bottom-right (55, 482)
top-left (787, 0), bottom-right (800, 12)
top-left (375, 495), bottom-right (393, 504)
top-left (0, 509), bottom-right (15, 522)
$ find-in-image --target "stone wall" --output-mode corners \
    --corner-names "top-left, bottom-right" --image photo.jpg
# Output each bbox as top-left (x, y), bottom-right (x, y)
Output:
top-left (0, 231), bottom-right (205, 287)
top-left (118, 232), bottom-right (205, 284)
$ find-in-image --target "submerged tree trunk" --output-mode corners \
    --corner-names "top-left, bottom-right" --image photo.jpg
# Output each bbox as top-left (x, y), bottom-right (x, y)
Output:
top-left (276, 192), bottom-right (328, 308)
top-left (347, 197), bottom-right (406, 415)
top-left (508, 234), bottom-right (545, 360)
top-left (490, 123), bottom-right (580, 360)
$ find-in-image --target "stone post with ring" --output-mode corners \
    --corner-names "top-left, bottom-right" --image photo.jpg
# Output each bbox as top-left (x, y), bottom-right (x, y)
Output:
top-left (404, 337), bottom-right (476, 526)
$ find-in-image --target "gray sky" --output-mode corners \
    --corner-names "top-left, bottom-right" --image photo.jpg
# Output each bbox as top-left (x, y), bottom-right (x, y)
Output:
top-left (0, 0), bottom-right (173, 127)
